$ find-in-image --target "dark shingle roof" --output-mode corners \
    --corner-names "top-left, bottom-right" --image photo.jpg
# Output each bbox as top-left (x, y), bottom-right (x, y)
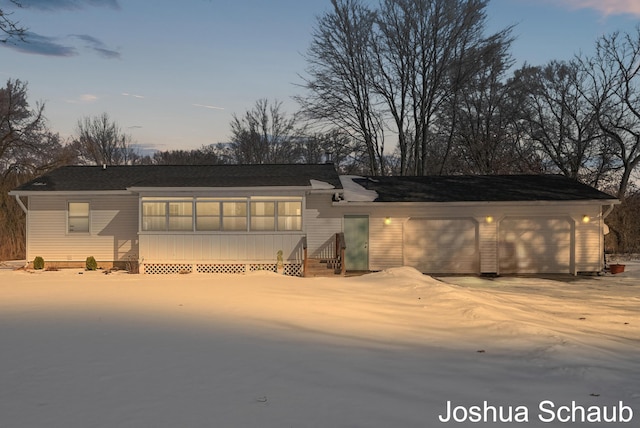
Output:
top-left (13, 164), bottom-right (343, 192)
top-left (353, 175), bottom-right (617, 202)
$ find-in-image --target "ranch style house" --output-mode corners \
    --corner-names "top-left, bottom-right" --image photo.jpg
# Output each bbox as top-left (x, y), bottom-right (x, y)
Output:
top-left (9, 163), bottom-right (618, 276)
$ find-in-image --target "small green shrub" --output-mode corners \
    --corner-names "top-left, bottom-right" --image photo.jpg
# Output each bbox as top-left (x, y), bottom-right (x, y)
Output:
top-left (33, 256), bottom-right (45, 270)
top-left (85, 256), bottom-right (98, 271)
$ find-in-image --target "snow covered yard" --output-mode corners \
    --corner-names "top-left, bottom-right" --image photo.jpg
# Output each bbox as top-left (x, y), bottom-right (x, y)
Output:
top-left (0, 265), bottom-right (638, 427)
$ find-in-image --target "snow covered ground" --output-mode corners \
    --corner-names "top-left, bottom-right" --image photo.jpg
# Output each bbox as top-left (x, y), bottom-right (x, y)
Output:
top-left (0, 263), bottom-right (638, 427)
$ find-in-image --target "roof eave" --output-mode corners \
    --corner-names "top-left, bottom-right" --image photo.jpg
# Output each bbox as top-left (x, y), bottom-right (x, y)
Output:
top-left (127, 186), bottom-right (314, 192)
top-left (8, 190), bottom-right (134, 196)
top-left (333, 198), bottom-right (620, 207)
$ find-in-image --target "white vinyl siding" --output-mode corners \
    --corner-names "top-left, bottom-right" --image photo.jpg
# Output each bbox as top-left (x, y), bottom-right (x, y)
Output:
top-left (325, 201), bottom-right (607, 275)
top-left (304, 193), bottom-right (342, 259)
top-left (139, 233), bottom-right (305, 264)
top-left (27, 195), bottom-right (139, 262)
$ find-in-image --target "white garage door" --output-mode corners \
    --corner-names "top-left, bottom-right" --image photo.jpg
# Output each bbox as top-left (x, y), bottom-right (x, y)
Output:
top-left (499, 217), bottom-right (571, 274)
top-left (404, 218), bottom-right (479, 274)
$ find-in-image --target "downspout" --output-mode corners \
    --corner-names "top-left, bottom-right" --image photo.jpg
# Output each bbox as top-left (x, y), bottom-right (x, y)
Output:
top-left (601, 203), bottom-right (615, 220)
top-left (14, 195), bottom-right (28, 214)
top-left (600, 203), bottom-right (616, 272)
top-left (14, 195), bottom-right (29, 268)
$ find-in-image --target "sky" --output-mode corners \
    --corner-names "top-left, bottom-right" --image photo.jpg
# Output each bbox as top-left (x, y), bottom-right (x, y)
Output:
top-left (1, 0), bottom-right (640, 154)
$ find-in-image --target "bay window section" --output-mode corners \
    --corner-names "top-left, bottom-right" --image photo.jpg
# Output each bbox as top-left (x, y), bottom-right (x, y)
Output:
top-left (141, 197), bottom-right (302, 232)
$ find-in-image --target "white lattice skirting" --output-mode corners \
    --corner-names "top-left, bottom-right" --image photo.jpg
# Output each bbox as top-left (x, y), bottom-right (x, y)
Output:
top-left (143, 263), bottom-right (303, 276)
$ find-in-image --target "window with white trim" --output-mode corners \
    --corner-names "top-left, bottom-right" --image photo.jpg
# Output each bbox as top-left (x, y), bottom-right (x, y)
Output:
top-left (68, 202), bottom-right (90, 233)
top-left (168, 202), bottom-right (193, 231)
top-left (196, 201), bottom-right (221, 231)
top-left (250, 201), bottom-right (275, 231)
top-left (142, 202), bottom-right (166, 231)
top-left (277, 201), bottom-right (302, 231)
top-left (142, 201), bottom-right (193, 231)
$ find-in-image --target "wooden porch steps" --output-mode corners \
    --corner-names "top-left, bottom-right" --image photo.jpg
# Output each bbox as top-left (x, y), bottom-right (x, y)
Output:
top-left (304, 258), bottom-right (343, 277)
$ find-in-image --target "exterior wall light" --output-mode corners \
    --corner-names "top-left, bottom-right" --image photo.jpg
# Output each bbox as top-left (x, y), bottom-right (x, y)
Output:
top-left (582, 215), bottom-right (590, 223)
top-left (384, 217), bottom-right (392, 225)
top-left (485, 216), bottom-right (494, 224)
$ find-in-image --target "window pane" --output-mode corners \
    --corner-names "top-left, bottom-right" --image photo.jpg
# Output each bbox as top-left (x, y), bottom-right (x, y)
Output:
top-left (196, 216), bottom-right (220, 231)
top-left (223, 202), bottom-right (246, 216)
top-left (251, 201), bottom-right (275, 216)
top-left (142, 202), bottom-right (167, 231)
top-left (251, 217), bottom-right (275, 231)
top-left (169, 216), bottom-right (193, 231)
top-left (169, 202), bottom-right (192, 216)
top-left (278, 216), bottom-right (302, 231)
top-left (222, 217), bottom-right (247, 231)
top-left (69, 202), bottom-right (89, 216)
top-left (197, 202), bottom-right (220, 216)
top-left (278, 201), bottom-right (302, 216)
top-left (68, 202), bottom-right (90, 233)
top-left (143, 217), bottom-right (166, 231)
top-left (69, 217), bottom-right (89, 233)
top-left (277, 201), bottom-right (302, 231)
top-left (143, 202), bottom-right (166, 216)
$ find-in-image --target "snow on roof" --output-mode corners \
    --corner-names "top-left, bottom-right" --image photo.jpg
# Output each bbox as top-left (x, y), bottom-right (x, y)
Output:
top-left (339, 175), bottom-right (378, 202)
top-left (309, 179), bottom-right (335, 190)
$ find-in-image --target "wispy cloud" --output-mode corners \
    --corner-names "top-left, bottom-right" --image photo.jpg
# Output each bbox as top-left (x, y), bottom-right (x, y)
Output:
top-left (558, 0), bottom-right (640, 17)
top-left (193, 103), bottom-right (225, 110)
top-left (122, 92), bottom-right (145, 99)
top-left (5, 32), bottom-right (77, 57)
top-left (66, 93), bottom-right (99, 104)
top-left (3, 32), bottom-right (120, 58)
top-left (71, 34), bottom-right (120, 59)
top-left (18, 0), bottom-right (120, 11)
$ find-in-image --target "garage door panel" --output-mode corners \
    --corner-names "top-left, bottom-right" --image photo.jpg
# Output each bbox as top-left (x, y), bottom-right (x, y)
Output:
top-left (404, 219), bottom-right (479, 274)
top-left (499, 217), bottom-right (571, 274)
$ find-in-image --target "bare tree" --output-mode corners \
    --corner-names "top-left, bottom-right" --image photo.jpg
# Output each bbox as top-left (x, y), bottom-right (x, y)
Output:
top-left (229, 99), bottom-right (300, 164)
top-left (0, 1), bottom-right (26, 44)
top-left (297, 0), bottom-right (386, 175)
top-left (151, 144), bottom-right (228, 165)
top-left (73, 113), bottom-right (138, 165)
top-left (579, 27), bottom-right (640, 197)
top-left (299, 0), bottom-right (513, 176)
top-left (513, 60), bottom-right (614, 185)
top-left (605, 190), bottom-right (640, 254)
top-left (0, 79), bottom-right (67, 182)
top-left (0, 79), bottom-right (70, 259)
top-left (297, 129), bottom-right (366, 173)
